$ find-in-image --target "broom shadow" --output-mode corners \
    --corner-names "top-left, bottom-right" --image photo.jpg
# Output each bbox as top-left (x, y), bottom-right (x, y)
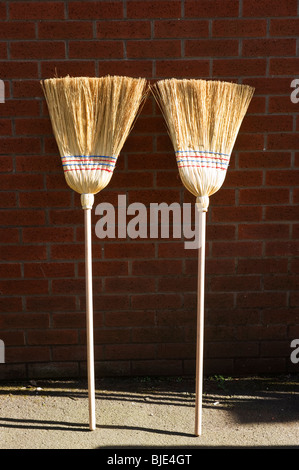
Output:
top-left (0, 416), bottom-right (194, 437)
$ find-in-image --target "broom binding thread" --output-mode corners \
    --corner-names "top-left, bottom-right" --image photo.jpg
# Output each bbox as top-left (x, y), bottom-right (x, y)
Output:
top-left (81, 194), bottom-right (94, 210)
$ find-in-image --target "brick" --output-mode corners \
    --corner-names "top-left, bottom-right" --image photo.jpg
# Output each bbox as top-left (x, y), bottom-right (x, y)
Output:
top-left (26, 296), bottom-right (76, 312)
top-left (11, 41), bottom-right (65, 59)
top-left (234, 133), bottom-right (264, 151)
top-left (269, 95), bottom-right (298, 113)
top-left (0, 280), bottom-right (48, 295)
top-left (132, 259), bottom-right (182, 276)
top-left (0, 174), bottom-right (44, 190)
top-left (245, 96), bottom-right (265, 113)
top-left (13, 80), bottom-right (44, 99)
top-left (52, 278), bottom-right (100, 295)
top-left (7, 347), bottom-right (50, 363)
top-left (24, 262), bottom-right (75, 278)
top-left (0, 228), bottom-right (19, 244)
top-left (155, 19), bottom-right (209, 38)
top-left (68, 1), bottom-right (123, 19)
top-left (105, 344), bottom-right (156, 361)
top-left (0, 263), bottom-right (22, 278)
top-left (185, 39), bottom-right (239, 57)
top-left (91, 294), bottom-right (130, 311)
top-left (52, 312), bottom-right (86, 328)
top-left (243, 115), bottom-right (293, 133)
top-left (213, 19), bottom-right (267, 37)
top-left (10, 2), bottom-right (65, 19)
top-left (0, 156), bottom-right (13, 172)
top-left (156, 59), bottom-right (210, 78)
top-left (0, 245), bottom-right (47, 261)
top-left (185, 0), bottom-right (239, 17)
top-left (27, 329), bottom-right (78, 345)
top-left (41, 61), bottom-right (96, 79)
top-left (105, 277), bottom-right (155, 293)
top-left (266, 205), bottom-right (299, 221)
top-left (128, 188), bottom-right (179, 205)
top-left (239, 151), bottom-right (291, 169)
top-left (16, 156), bottom-right (61, 173)
top-left (264, 274), bottom-right (299, 291)
top-left (0, 2), bottom-right (6, 19)
top-left (15, 118), bottom-right (52, 135)
top-left (212, 206), bottom-right (262, 223)
top-left (242, 38), bottom-right (296, 57)
top-left (270, 19), bottom-right (299, 36)
top-left (268, 133), bottom-right (299, 150)
top-left (237, 292), bottom-right (287, 308)
top-left (0, 119), bottom-right (12, 136)
top-left (0, 297), bottom-right (22, 313)
top-left (266, 170), bottom-right (299, 186)
top-left (243, 0), bottom-right (297, 17)
top-left (270, 58), bottom-right (299, 75)
top-left (158, 276), bottom-right (196, 293)
top-left (105, 310), bottom-right (155, 327)
top-left (237, 258), bottom-right (288, 274)
top-left (0, 61), bottom-right (38, 79)
top-left (238, 223), bottom-right (289, 240)
top-left (98, 59), bottom-right (153, 78)
top-left (0, 209), bottom-right (45, 227)
top-left (127, 40), bottom-right (180, 59)
top-left (213, 58), bottom-right (266, 77)
top-left (104, 242), bottom-right (155, 259)
top-left (0, 137), bottom-right (41, 154)
top-left (1, 100), bottom-right (39, 117)
top-left (23, 227), bottom-right (73, 243)
top-left (265, 241), bottom-right (299, 257)
top-left (239, 188), bottom-right (289, 205)
top-left (1, 312), bottom-right (49, 329)
top-left (0, 192), bottom-right (16, 207)
top-left (127, 1), bottom-right (181, 18)
top-left (225, 170), bottom-right (263, 187)
top-left (19, 191), bottom-right (72, 208)
top-left (78, 260), bottom-right (128, 277)
top-left (97, 20), bottom-right (151, 39)
top-left (131, 293), bottom-right (182, 310)
top-left (212, 241), bottom-right (263, 257)
top-left (245, 77), bottom-right (293, 95)
top-left (39, 21), bottom-right (93, 39)
top-left (69, 40), bottom-right (123, 59)
top-left (51, 243), bottom-right (86, 260)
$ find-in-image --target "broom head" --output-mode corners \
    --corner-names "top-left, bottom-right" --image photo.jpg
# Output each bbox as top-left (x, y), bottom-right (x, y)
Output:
top-left (41, 75), bottom-right (148, 205)
top-left (152, 79), bottom-right (254, 210)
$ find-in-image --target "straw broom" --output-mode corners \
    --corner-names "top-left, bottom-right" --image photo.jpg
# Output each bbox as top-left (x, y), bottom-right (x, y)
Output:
top-left (41, 75), bottom-right (148, 431)
top-left (152, 79), bottom-right (254, 436)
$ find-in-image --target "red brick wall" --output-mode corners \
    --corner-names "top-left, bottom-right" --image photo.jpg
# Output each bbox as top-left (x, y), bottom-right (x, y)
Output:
top-left (0, 0), bottom-right (298, 380)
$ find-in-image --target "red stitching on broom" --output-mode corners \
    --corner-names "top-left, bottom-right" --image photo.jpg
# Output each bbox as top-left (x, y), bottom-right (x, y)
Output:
top-left (63, 168), bottom-right (113, 173)
top-left (177, 164), bottom-right (227, 171)
top-left (177, 154), bottom-right (230, 162)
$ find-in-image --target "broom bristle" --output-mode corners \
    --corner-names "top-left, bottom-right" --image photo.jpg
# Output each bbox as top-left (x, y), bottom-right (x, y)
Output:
top-left (152, 79), bottom-right (254, 200)
top-left (41, 75), bottom-right (148, 195)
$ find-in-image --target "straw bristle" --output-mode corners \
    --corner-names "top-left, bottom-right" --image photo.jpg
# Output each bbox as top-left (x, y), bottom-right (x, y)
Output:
top-left (152, 79), bottom-right (254, 199)
top-left (41, 75), bottom-right (148, 195)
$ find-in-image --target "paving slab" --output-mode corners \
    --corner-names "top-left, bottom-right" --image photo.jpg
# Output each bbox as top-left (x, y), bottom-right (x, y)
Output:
top-left (0, 375), bottom-right (298, 450)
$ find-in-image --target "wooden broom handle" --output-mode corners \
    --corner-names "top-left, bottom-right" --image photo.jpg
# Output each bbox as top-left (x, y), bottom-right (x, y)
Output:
top-left (195, 207), bottom-right (206, 436)
top-left (83, 194), bottom-right (96, 431)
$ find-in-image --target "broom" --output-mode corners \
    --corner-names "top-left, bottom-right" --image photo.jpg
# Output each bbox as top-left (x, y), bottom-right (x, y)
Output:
top-left (41, 75), bottom-right (148, 430)
top-left (152, 79), bottom-right (254, 436)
